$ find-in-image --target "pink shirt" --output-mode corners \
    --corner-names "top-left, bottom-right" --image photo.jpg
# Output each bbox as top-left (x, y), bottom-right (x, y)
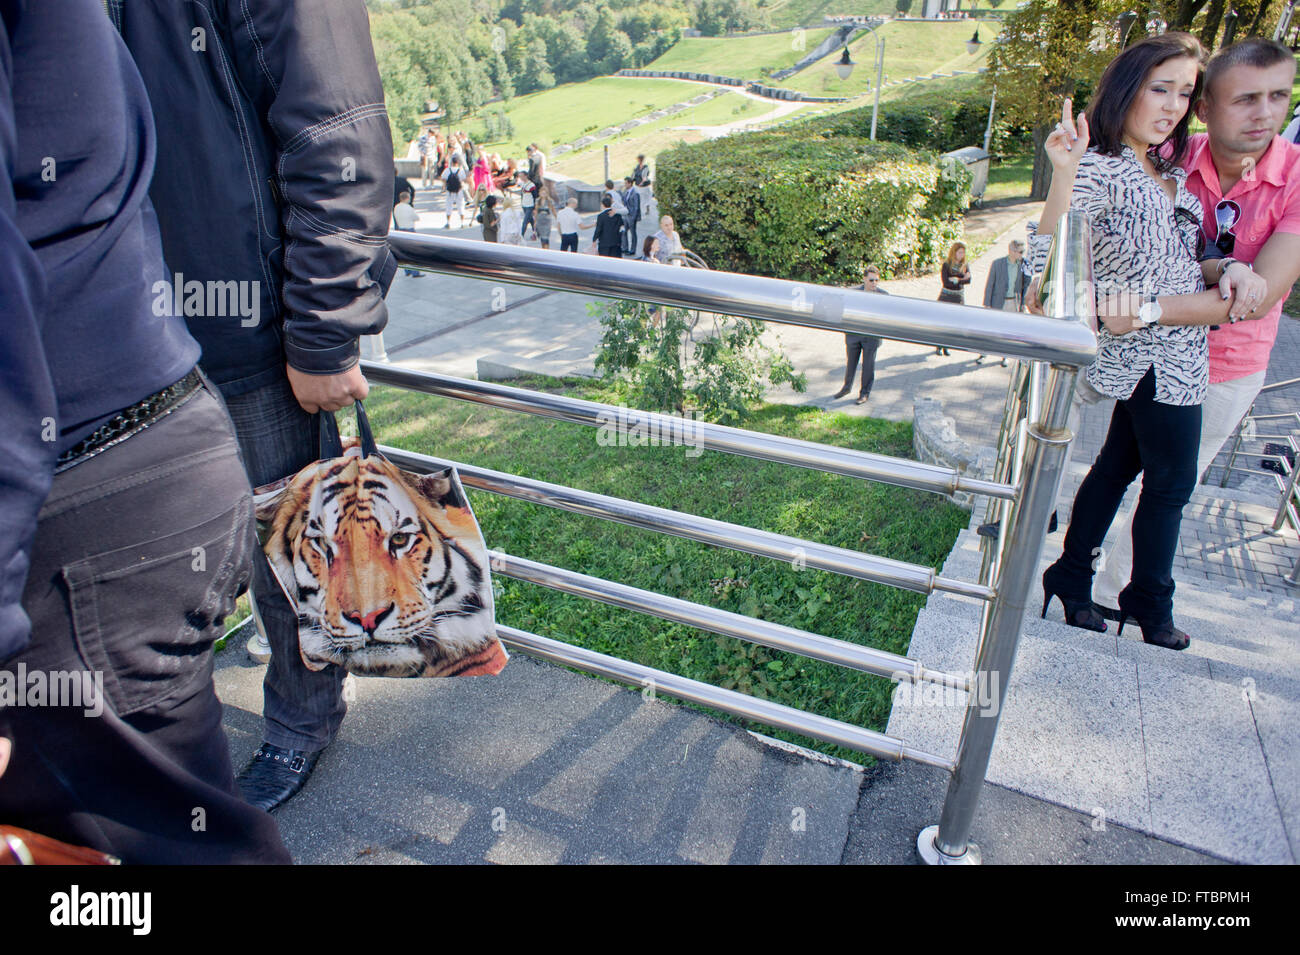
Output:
top-left (1182, 133), bottom-right (1300, 383)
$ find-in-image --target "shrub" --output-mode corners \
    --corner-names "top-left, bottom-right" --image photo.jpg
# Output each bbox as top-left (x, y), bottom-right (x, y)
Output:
top-left (654, 128), bottom-right (970, 283)
top-left (592, 300), bottom-right (806, 423)
top-left (803, 86), bottom-right (1034, 160)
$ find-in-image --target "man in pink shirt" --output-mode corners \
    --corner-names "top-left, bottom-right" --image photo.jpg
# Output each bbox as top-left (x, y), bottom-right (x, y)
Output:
top-left (1090, 38), bottom-right (1300, 615)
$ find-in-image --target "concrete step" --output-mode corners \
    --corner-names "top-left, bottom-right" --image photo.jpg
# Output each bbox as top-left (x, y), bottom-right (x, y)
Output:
top-left (892, 528), bottom-right (1299, 863)
top-left (924, 528), bottom-right (1300, 703)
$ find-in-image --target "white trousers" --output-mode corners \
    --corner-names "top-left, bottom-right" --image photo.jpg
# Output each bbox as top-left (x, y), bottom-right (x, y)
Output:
top-left (1063, 370), bottom-right (1266, 607)
top-left (444, 189), bottom-right (464, 220)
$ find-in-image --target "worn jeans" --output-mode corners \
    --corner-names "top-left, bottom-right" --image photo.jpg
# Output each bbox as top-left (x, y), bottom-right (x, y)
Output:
top-left (1, 374), bottom-right (291, 863)
top-left (221, 376), bottom-right (347, 752)
top-left (1056, 368), bottom-right (1201, 623)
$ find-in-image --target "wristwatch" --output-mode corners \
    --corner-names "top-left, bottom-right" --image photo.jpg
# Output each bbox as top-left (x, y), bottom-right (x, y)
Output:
top-left (1138, 293), bottom-right (1163, 326)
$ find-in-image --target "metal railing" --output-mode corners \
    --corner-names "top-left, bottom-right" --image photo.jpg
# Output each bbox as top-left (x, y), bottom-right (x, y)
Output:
top-left (381, 213), bottom-right (1096, 863)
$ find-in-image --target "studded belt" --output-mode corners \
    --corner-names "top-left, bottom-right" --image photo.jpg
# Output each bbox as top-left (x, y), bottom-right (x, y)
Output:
top-left (55, 368), bottom-right (205, 473)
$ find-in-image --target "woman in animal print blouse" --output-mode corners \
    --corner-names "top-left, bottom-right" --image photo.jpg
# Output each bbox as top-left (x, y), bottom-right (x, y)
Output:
top-left (1030, 34), bottom-right (1230, 652)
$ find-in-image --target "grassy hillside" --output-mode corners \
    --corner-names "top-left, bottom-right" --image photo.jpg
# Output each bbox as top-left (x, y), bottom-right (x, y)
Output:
top-left (461, 77), bottom-right (703, 157)
top-left (779, 17), bottom-right (998, 97)
top-left (548, 91), bottom-right (802, 184)
top-left (648, 28), bottom-right (835, 78)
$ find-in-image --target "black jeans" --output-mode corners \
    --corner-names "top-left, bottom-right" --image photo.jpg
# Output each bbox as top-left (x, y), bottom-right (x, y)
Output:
top-left (843, 334), bottom-right (881, 397)
top-left (560, 232), bottom-right (578, 252)
top-left (1056, 367), bottom-right (1201, 623)
top-left (0, 374), bottom-right (291, 863)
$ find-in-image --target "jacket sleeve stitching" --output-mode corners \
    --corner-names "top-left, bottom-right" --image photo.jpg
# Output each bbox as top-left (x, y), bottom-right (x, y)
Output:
top-left (237, 0), bottom-right (279, 98)
top-left (280, 102), bottom-right (389, 155)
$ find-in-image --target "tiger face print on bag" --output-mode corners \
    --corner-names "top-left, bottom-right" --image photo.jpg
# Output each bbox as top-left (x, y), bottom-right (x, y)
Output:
top-left (254, 444), bottom-right (506, 678)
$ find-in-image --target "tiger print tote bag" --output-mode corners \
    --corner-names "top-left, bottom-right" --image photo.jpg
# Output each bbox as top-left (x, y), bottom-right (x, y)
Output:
top-left (252, 401), bottom-right (507, 678)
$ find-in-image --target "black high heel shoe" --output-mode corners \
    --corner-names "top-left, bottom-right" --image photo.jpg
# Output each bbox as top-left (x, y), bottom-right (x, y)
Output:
top-left (1115, 599), bottom-right (1190, 651)
top-left (1040, 567), bottom-right (1106, 632)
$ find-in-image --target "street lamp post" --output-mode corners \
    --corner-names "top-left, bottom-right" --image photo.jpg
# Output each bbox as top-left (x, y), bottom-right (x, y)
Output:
top-left (983, 85), bottom-right (997, 153)
top-left (966, 29), bottom-right (982, 56)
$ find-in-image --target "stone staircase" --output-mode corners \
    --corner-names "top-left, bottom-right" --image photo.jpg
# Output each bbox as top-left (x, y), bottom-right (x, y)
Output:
top-left (888, 516), bottom-right (1299, 864)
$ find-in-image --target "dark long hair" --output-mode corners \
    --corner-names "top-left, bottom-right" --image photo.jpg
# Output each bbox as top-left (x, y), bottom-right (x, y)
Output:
top-left (1086, 32), bottom-right (1205, 173)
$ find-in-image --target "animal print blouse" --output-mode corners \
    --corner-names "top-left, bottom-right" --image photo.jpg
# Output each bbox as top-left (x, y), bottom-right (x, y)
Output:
top-left (1029, 146), bottom-right (1207, 406)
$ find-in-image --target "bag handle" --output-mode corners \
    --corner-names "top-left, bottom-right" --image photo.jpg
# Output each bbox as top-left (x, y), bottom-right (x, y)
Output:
top-left (317, 400), bottom-right (379, 461)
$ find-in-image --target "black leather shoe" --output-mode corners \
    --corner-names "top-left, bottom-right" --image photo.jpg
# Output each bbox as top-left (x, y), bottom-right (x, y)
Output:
top-left (832, 386), bottom-right (850, 399)
top-left (236, 743), bottom-right (323, 813)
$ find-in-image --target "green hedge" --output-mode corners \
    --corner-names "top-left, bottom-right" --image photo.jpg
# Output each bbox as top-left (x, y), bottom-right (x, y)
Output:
top-left (655, 130), bottom-right (969, 283)
top-left (802, 85), bottom-right (1033, 159)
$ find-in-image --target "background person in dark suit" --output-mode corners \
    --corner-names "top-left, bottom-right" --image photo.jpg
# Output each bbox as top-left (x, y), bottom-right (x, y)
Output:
top-left (976, 239), bottom-right (1030, 366)
top-left (590, 195), bottom-right (624, 257)
top-left (834, 264), bottom-right (888, 405)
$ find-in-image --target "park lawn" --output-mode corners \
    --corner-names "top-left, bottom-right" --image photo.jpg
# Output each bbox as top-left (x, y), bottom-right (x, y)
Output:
top-left (648, 28), bottom-right (835, 78)
top-left (764, 0), bottom-right (898, 31)
top-left (462, 77), bottom-right (703, 157)
top-left (779, 18), bottom-right (999, 97)
top-left (983, 152), bottom-right (1034, 203)
top-left (360, 378), bottom-right (970, 762)
top-left (549, 92), bottom-right (801, 185)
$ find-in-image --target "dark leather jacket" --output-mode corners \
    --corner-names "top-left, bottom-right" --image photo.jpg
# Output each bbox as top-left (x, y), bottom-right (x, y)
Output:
top-left (111, 0), bottom-right (396, 396)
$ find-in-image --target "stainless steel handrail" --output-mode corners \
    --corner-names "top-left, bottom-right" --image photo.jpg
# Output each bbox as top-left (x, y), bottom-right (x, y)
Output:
top-left (381, 445), bottom-right (995, 601)
top-left (491, 550), bottom-right (972, 691)
top-left (362, 363), bottom-right (1017, 501)
top-left (382, 211), bottom-right (1098, 864)
top-left (386, 231), bottom-right (1098, 365)
top-left (498, 625), bottom-right (956, 769)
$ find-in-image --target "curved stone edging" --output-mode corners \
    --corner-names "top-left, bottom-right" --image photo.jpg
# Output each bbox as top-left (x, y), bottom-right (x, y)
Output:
top-left (912, 396), bottom-right (995, 511)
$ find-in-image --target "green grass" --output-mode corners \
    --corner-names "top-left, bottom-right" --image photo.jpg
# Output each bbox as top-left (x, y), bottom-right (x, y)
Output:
top-left (462, 77), bottom-right (704, 157)
top-left (982, 151), bottom-right (1034, 203)
top-left (648, 29), bottom-right (835, 78)
top-left (779, 18), bottom-right (999, 97)
top-left (361, 378), bottom-right (969, 762)
top-left (549, 92), bottom-right (805, 185)
top-left (763, 0), bottom-right (898, 31)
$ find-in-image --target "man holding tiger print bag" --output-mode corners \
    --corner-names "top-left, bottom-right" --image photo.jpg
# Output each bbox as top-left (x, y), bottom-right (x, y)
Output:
top-left (112, 0), bottom-right (398, 813)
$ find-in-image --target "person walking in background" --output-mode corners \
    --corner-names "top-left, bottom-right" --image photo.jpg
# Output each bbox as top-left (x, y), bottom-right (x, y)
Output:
top-left (558, 196), bottom-right (582, 252)
top-left (934, 241), bottom-right (970, 356)
top-left (605, 179), bottom-right (628, 219)
top-left (418, 127), bottom-right (433, 188)
top-left (516, 170), bottom-right (538, 240)
top-left (499, 193), bottom-right (524, 246)
top-left (621, 176), bottom-right (642, 256)
top-left (392, 191), bottom-right (423, 277)
top-left (590, 194), bottom-right (624, 257)
top-left (976, 239), bottom-right (1029, 366)
top-left (471, 151), bottom-right (493, 214)
top-left (441, 154), bottom-right (467, 229)
top-left (479, 194), bottom-right (501, 244)
top-left (834, 264), bottom-right (888, 405)
top-left (534, 186), bottom-right (557, 250)
top-left (633, 153), bottom-right (652, 208)
top-left (652, 215), bottom-right (681, 262)
top-left (527, 143), bottom-right (547, 191)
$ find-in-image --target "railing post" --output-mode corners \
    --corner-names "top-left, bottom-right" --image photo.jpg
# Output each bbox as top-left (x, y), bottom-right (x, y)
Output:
top-left (919, 210), bottom-right (1093, 864)
top-left (917, 363), bottom-right (1077, 865)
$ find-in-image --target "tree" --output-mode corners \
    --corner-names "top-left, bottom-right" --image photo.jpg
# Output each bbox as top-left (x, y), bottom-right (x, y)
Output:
top-left (895, 0), bottom-right (914, 15)
top-left (986, 0), bottom-right (1138, 200)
